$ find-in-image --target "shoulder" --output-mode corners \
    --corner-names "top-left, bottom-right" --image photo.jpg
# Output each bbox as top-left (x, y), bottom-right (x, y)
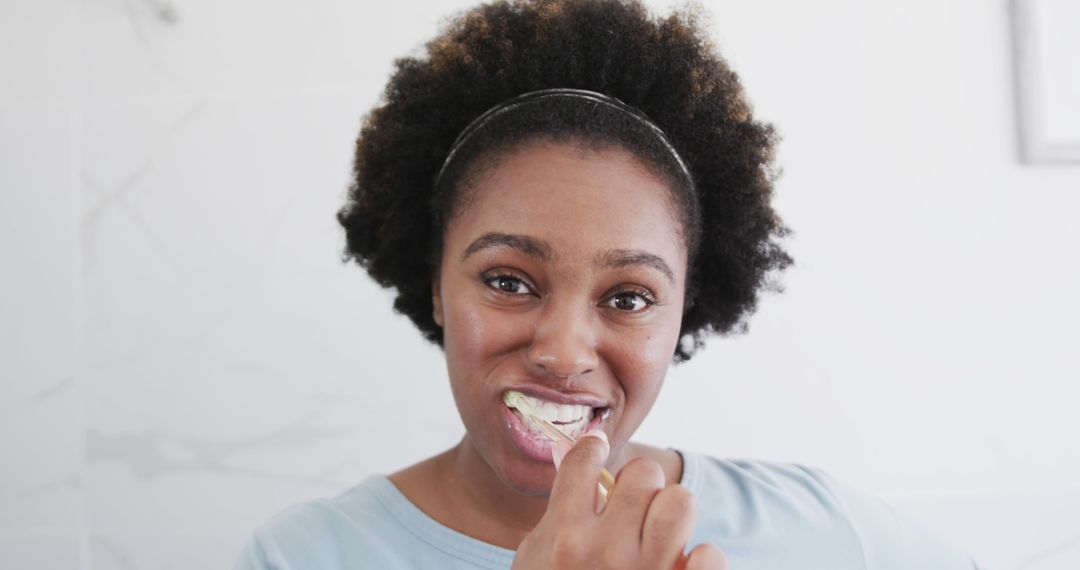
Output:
top-left (233, 476), bottom-right (408, 570)
top-left (680, 453), bottom-right (861, 539)
top-left (679, 451), bottom-right (978, 570)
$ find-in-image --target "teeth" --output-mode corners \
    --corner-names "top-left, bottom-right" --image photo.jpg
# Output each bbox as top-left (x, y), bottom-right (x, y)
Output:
top-left (503, 391), bottom-right (596, 428)
top-left (533, 398), bottom-right (589, 424)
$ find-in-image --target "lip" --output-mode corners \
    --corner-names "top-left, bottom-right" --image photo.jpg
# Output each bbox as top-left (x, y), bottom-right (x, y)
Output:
top-left (498, 384), bottom-right (612, 464)
top-left (501, 384), bottom-right (609, 408)
top-left (502, 406), bottom-right (557, 461)
top-left (501, 404), bottom-right (608, 462)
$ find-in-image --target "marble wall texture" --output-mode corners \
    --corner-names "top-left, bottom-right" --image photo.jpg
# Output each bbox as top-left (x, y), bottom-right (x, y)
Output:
top-left (2, 0), bottom-right (1078, 568)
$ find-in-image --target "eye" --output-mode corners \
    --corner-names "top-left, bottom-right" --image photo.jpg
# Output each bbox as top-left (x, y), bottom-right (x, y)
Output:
top-left (483, 273), bottom-right (533, 296)
top-left (603, 290), bottom-right (656, 313)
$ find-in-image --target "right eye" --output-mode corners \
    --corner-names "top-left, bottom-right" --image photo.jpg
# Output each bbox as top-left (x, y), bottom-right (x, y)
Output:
top-left (484, 273), bottom-right (533, 296)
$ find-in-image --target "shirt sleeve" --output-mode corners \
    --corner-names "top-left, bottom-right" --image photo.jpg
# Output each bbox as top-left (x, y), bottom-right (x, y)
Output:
top-left (800, 466), bottom-right (983, 570)
top-left (232, 531), bottom-right (278, 570)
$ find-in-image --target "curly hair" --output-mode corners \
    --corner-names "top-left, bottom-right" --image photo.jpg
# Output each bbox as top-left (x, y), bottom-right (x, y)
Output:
top-left (337, 0), bottom-right (791, 362)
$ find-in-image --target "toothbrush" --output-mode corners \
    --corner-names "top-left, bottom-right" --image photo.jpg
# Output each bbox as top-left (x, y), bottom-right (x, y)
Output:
top-left (503, 390), bottom-right (616, 501)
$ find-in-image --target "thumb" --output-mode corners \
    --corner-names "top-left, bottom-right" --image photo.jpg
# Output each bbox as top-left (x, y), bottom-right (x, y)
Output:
top-left (551, 438), bottom-right (573, 470)
top-left (684, 543), bottom-right (729, 570)
top-left (548, 429), bottom-right (610, 515)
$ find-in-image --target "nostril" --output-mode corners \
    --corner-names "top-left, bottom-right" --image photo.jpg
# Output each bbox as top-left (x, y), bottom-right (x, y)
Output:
top-left (535, 362), bottom-right (593, 380)
top-left (527, 327), bottom-right (599, 376)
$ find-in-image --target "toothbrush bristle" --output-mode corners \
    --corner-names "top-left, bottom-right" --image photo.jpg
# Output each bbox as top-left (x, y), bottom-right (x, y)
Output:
top-left (503, 390), bottom-right (537, 414)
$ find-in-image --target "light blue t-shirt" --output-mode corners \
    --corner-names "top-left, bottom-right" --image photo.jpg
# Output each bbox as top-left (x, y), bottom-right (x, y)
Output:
top-left (234, 450), bottom-right (980, 569)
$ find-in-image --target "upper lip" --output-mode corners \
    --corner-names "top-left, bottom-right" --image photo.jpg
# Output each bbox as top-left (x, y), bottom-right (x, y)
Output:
top-left (503, 384), bottom-right (608, 408)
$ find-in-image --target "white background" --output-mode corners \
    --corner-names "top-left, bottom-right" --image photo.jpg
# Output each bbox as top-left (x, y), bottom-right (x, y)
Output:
top-left (1, 0), bottom-right (1078, 568)
top-left (1029, 0), bottom-right (1080, 144)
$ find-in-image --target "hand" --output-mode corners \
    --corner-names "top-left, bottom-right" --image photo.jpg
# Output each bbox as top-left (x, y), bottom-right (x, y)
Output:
top-left (511, 430), bottom-right (729, 569)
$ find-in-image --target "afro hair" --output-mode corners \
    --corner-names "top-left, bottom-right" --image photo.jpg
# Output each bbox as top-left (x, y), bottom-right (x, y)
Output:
top-left (337, 0), bottom-right (791, 362)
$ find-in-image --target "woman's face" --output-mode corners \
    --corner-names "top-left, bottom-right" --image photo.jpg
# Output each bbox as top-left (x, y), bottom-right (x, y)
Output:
top-left (433, 139), bottom-right (688, 495)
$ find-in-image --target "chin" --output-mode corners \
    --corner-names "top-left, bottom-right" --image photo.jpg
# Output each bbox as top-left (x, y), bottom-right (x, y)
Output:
top-left (478, 443), bottom-right (559, 497)
top-left (498, 462), bottom-right (558, 497)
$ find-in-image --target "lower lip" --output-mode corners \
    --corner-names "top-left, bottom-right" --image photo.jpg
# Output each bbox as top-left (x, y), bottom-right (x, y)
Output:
top-left (501, 405), bottom-right (605, 463)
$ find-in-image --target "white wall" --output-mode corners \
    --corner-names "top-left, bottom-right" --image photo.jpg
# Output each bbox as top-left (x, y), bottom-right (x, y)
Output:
top-left (2, 0), bottom-right (1077, 568)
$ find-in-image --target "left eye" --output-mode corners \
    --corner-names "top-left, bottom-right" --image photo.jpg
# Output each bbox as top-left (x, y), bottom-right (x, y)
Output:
top-left (604, 291), bottom-right (653, 312)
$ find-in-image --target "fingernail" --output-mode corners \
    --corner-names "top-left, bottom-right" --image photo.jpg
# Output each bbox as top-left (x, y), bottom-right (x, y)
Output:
top-left (551, 439), bottom-right (572, 470)
top-left (580, 428), bottom-right (608, 444)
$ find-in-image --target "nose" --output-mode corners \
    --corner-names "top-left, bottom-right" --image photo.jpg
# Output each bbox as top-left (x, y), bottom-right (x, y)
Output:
top-left (526, 298), bottom-right (599, 380)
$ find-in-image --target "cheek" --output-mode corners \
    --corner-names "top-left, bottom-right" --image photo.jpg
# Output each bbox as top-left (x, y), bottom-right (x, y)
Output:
top-left (606, 320), bottom-right (682, 406)
top-left (442, 297), bottom-right (529, 376)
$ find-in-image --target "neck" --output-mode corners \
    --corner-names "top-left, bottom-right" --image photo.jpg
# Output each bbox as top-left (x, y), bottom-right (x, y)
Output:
top-left (446, 436), bottom-right (547, 545)
top-left (390, 435), bottom-right (673, 551)
top-left (432, 434), bottom-right (638, 549)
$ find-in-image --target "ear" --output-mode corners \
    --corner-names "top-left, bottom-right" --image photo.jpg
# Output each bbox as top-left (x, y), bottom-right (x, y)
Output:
top-left (431, 276), bottom-right (444, 327)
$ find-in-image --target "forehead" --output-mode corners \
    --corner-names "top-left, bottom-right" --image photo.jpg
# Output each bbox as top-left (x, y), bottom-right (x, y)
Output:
top-left (446, 140), bottom-right (687, 272)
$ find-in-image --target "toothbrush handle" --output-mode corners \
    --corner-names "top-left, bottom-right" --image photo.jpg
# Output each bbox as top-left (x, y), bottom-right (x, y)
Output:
top-left (526, 413), bottom-right (617, 503)
top-left (529, 415), bottom-right (615, 501)
top-left (536, 415), bottom-right (691, 568)
top-left (597, 467), bottom-right (616, 501)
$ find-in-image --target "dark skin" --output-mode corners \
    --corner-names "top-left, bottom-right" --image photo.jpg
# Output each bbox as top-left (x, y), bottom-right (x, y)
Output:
top-left (390, 140), bottom-right (727, 568)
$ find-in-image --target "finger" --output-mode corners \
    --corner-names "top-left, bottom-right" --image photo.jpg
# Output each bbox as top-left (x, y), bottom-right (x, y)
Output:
top-left (640, 484), bottom-right (697, 570)
top-left (548, 429), bottom-right (609, 517)
top-left (684, 543), bottom-right (729, 570)
top-left (551, 438), bottom-right (572, 471)
top-left (600, 457), bottom-right (665, 526)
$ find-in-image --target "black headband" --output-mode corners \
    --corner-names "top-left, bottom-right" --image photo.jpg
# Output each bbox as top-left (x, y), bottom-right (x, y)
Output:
top-left (432, 88), bottom-right (693, 188)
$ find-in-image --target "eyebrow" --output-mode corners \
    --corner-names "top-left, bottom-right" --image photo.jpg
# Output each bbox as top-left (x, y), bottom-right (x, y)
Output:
top-left (597, 249), bottom-right (675, 284)
top-left (461, 232), bottom-right (554, 261)
top-left (460, 232), bottom-right (675, 284)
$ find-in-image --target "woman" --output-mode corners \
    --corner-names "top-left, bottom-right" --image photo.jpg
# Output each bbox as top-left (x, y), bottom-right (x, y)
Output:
top-left (236, 0), bottom-right (979, 568)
